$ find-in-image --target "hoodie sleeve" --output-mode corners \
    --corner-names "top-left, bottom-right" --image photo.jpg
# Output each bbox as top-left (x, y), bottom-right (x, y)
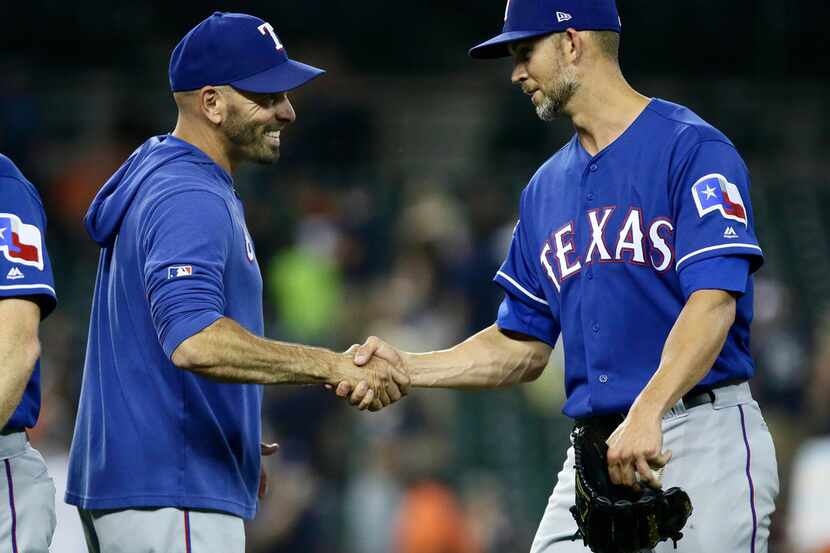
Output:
top-left (142, 189), bottom-right (233, 359)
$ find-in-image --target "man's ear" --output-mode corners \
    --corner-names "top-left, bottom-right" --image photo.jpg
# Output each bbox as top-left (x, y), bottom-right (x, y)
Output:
top-left (200, 86), bottom-right (226, 125)
top-left (563, 28), bottom-right (583, 65)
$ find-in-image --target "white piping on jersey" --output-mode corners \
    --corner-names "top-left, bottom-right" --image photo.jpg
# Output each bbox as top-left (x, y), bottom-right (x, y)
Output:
top-left (496, 271), bottom-right (549, 306)
top-left (675, 243), bottom-right (762, 270)
top-left (0, 283), bottom-right (56, 295)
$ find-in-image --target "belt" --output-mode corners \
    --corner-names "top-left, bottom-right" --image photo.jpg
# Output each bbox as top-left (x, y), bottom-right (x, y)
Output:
top-left (575, 379), bottom-right (746, 433)
top-left (680, 379), bottom-right (745, 410)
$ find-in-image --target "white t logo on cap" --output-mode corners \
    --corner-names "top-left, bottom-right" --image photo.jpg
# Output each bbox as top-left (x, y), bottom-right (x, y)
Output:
top-left (258, 22), bottom-right (284, 51)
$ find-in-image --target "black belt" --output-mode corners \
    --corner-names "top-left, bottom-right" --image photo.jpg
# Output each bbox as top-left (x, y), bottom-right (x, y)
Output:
top-left (681, 379), bottom-right (745, 409)
top-left (575, 379), bottom-right (746, 432)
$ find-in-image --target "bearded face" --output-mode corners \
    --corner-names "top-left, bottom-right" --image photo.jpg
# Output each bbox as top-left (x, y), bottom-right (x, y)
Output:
top-left (222, 101), bottom-right (283, 165)
top-left (534, 41), bottom-right (580, 121)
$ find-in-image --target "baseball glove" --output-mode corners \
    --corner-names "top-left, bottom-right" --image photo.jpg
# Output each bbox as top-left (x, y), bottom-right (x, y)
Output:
top-left (569, 423), bottom-right (693, 553)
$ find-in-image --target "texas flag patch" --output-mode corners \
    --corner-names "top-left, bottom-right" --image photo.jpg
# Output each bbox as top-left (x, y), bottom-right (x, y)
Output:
top-left (691, 173), bottom-right (748, 226)
top-left (0, 213), bottom-right (44, 270)
top-left (167, 265), bottom-right (193, 279)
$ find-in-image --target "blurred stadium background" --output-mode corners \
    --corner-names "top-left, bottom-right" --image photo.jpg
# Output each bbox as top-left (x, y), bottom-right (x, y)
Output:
top-left (4, 1), bottom-right (830, 551)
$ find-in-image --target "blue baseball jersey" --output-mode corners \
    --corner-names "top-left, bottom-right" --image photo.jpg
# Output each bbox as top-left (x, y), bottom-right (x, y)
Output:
top-left (0, 154), bottom-right (57, 431)
top-left (65, 135), bottom-right (264, 519)
top-left (495, 99), bottom-right (762, 418)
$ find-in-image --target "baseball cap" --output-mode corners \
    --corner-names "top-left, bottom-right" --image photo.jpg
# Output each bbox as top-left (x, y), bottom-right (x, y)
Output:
top-left (469, 0), bottom-right (621, 59)
top-left (169, 12), bottom-right (325, 93)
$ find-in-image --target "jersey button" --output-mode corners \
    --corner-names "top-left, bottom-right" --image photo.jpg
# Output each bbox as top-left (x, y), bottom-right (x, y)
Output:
top-left (587, 270), bottom-right (593, 280)
top-left (592, 323), bottom-right (600, 333)
top-left (599, 374), bottom-right (609, 383)
top-left (587, 192), bottom-right (594, 201)
top-left (589, 163), bottom-right (598, 172)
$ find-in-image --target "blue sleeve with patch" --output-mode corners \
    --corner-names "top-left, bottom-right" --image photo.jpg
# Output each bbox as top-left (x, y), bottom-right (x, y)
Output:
top-left (0, 174), bottom-right (57, 318)
top-left (672, 140), bottom-right (763, 275)
top-left (493, 190), bottom-right (560, 344)
top-left (142, 190), bottom-right (233, 358)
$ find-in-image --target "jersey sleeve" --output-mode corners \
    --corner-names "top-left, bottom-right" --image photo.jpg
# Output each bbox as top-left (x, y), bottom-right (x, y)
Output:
top-left (673, 140), bottom-right (763, 275)
top-left (493, 191), bottom-right (560, 344)
top-left (677, 255), bottom-right (750, 299)
top-left (142, 190), bottom-right (233, 359)
top-left (0, 176), bottom-right (57, 318)
top-left (496, 293), bottom-right (560, 347)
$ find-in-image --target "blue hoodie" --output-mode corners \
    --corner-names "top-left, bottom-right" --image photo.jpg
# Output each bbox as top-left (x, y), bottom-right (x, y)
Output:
top-left (66, 135), bottom-right (264, 519)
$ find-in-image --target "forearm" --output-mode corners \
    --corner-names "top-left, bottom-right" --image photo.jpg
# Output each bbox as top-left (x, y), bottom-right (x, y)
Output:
top-left (405, 324), bottom-right (551, 388)
top-left (171, 317), bottom-right (341, 385)
top-left (0, 299), bottom-right (41, 428)
top-left (632, 289), bottom-right (736, 417)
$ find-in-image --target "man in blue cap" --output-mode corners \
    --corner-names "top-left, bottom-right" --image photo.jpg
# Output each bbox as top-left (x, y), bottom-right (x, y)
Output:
top-left (65, 12), bottom-right (409, 552)
top-left (343, 1), bottom-right (778, 551)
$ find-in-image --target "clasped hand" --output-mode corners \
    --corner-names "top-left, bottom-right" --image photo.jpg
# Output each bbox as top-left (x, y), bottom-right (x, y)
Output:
top-left (606, 407), bottom-right (672, 490)
top-left (328, 336), bottom-right (410, 411)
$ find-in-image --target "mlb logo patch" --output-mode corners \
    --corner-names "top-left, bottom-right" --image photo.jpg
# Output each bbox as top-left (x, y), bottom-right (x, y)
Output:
top-left (691, 173), bottom-right (747, 226)
top-left (0, 213), bottom-right (44, 270)
top-left (167, 265), bottom-right (193, 279)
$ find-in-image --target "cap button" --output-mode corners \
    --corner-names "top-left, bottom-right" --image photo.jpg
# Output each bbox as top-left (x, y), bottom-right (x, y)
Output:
top-left (212, 11), bottom-right (224, 17)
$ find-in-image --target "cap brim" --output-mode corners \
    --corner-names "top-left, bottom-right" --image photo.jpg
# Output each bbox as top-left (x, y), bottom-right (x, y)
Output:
top-left (469, 30), bottom-right (554, 59)
top-left (230, 59), bottom-right (325, 93)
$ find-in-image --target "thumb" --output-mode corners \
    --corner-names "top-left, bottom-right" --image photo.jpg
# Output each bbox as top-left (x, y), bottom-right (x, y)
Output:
top-left (652, 449), bottom-right (672, 468)
top-left (354, 342), bottom-right (376, 365)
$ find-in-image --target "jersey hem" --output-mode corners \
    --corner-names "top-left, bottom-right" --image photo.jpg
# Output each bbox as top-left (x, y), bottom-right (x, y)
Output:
top-left (495, 320), bottom-right (557, 348)
top-left (64, 491), bottom-right (256, 520)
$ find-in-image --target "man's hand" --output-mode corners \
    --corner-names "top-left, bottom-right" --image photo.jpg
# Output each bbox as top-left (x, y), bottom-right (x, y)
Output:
top-left (606, 405), bottom-right (672, 490)
top-left (335, 336), bottom-right (410, 411)
top-left (327, 339), bottom-right (410, 411)
top-left (258, 441), bottom-right (280, 499)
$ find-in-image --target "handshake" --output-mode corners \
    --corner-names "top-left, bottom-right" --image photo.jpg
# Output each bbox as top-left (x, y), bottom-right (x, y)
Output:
top-left (327, 336), bottom-right (411, 412)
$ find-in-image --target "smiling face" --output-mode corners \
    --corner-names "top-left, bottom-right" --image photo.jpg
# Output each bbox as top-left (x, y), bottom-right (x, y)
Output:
top-left (221, 87), bottom-right (296, 164)
top-left (509, 34), bottom-right (580, 121)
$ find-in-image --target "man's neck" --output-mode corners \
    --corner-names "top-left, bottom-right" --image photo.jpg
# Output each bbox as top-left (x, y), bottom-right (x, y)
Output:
top-left (567, 70), bottom-right (651, 157)
top-left (171, 119), bottom-right (236, 175)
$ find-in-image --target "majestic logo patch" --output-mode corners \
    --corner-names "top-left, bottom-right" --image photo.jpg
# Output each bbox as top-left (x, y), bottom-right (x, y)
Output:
top-left (167, 265), bottom-right (193, 279)
top-left (0, 213), bottom-right (44, 270)
top-left (5, 267), bottom-right (24, 280)
top-left (691, 173), bottom-right (747, 226)
top-left (723, 226), bottom-right (739, 239)
top-left (556, 11), bottom-right (572, 22)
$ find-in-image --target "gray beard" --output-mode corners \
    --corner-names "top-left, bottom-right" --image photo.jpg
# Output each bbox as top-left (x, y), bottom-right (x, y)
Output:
top-left (536, 80), bottom-right (579, 122)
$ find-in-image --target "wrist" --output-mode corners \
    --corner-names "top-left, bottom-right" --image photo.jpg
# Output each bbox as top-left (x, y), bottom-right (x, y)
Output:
top-left (629, 393), bottom-right (668, 421)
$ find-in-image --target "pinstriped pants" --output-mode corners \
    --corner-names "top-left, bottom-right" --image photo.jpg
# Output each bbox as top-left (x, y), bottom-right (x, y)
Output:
top-left (0, 431), bottom-right (56, 552)
top-left (529, 383), bottom-right (779, 553)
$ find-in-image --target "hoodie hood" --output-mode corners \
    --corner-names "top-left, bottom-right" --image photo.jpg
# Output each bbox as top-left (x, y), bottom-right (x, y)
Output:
top-left (84, 135), bottom-right (219, 247)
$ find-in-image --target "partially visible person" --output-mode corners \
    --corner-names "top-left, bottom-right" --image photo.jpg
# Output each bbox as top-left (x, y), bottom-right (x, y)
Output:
top-left (64, 12), bottom-right (408, 553)
top-left (0, 153), bottom-right (58, 551)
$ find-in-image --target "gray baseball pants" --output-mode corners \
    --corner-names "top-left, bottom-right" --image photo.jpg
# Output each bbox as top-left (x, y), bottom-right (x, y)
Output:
top-left (78, 507), bottom-right (245, 553)
top-left (529, 382), bottom-right (779, 553)
top-left (0, 431), bottom-right (56, 552)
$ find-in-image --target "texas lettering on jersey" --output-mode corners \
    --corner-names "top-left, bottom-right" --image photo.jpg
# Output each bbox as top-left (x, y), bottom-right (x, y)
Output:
top-left (539, 208), bottom-right (673, 292)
